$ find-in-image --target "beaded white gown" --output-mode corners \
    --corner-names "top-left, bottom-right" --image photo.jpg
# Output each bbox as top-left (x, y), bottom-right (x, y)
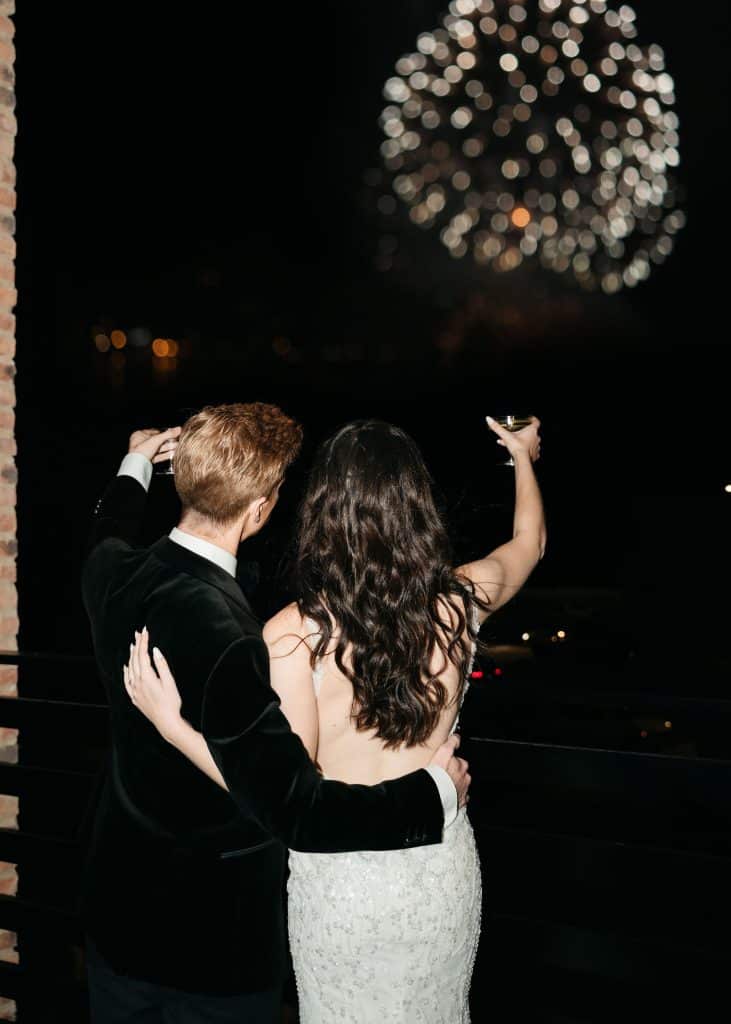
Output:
top-left (287, 635), bottom-right (482, 1024)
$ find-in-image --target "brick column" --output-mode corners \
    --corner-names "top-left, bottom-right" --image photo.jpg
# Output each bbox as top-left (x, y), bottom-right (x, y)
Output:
top-left (0, 1), bottom-right (17, 1018)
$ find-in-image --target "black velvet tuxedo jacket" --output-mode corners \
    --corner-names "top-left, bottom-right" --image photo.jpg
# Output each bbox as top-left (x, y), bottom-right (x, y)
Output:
top-left (80, 472), bottom-right (446, 994)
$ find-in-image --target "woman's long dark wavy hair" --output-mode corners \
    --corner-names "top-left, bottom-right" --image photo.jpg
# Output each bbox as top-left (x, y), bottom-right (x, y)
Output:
top-left (294, 420), bottom-right (489, 749)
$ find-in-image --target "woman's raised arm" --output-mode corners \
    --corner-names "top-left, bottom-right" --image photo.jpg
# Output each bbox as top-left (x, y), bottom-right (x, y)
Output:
top-left (457, 416), bottom-right (546, 623)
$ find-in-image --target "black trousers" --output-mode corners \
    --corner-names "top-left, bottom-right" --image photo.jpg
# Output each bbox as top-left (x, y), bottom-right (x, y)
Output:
top-left (86, 939), bottom-right (282, 1024)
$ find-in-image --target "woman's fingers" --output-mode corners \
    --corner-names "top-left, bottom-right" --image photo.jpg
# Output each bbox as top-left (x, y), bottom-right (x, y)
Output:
top-left (130, 630), bottom-right (149, 693)
top-left (140, 628), bottom-right (159, 684)
top-left (123, 664), bottom-right (136, 705)
top-left (152, 646), bottom-right (172, 685)
top-left (485, 416), bottom-right (511, 441)
top-left (139, 627), bottom-right (150, 675)
top-left (152, 648), bottom-right (182, 708)
top-left (126, 630), bottom-right (177, 711)
top-left (133, 632), bottom-right (143, 684)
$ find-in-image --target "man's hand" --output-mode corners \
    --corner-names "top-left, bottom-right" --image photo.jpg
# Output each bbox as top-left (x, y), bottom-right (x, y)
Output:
top-left (429, 734), bottom-right (471, 808)
top-left (128, 426), bottom-right (181, 465)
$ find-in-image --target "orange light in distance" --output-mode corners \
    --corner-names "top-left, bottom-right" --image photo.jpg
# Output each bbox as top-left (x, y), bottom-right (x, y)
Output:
top-left (110, 329), bottom-right (127, 349)
top-left (511, 206), bottom-right (530, 229)
top-left (152, 338), bottom-right (169, 357)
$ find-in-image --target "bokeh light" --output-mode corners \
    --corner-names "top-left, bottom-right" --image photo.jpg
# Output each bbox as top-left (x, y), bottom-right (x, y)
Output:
top-left (371, 0), bottom-right (684, 291)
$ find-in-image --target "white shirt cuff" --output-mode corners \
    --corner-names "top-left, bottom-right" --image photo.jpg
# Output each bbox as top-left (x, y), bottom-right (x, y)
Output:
top-left (117, 452), bottom-right (153, 492)
top-left (424, 764), bottom-right (459, 829)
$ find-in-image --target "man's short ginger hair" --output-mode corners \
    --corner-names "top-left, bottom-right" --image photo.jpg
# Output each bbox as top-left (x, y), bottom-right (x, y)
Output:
top-left (174, 403), bottom-right (303, 525)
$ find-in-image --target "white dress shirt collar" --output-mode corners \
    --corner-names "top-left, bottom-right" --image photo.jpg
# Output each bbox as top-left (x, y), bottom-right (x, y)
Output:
top-left (169, 527), bottom-right (237, 578)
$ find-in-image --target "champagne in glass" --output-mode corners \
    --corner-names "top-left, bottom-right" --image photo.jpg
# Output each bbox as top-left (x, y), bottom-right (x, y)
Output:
top-left (493, 414), bottom-right (532, 467)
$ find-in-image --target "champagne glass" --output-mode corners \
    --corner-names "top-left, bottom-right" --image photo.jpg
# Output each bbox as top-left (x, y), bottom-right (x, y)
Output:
top-left (153, 409), bottom-right (189, 476)
top-left (153, 433), bottom-right (177, 477)
top-left (492, 414), bottom-right (532, 467)
top-left (153, 456), bottom-right (175, 476)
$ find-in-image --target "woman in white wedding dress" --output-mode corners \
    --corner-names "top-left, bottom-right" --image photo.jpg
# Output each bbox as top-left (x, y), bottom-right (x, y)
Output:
top-left (126, 415), bottom-right (544, 1023)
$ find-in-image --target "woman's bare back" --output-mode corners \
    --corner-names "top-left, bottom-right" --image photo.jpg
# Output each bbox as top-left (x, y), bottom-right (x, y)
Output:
top-left (263, 600), bottom-right (474, 784)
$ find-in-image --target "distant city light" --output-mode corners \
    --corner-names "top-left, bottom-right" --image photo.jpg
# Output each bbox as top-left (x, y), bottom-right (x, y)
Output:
top-left (724, 484), bottom-right (731, 494)
top-left (511, 206), bottom-right (531, 228)
top-left (471, 669), bottom-right (484, 679)
top-left (640, 729), bottom-right (648, 738)
top-left (521, 632), bottom-right (531, 641)
top-left (372, 0), bottom-right (683, 290)
top-left (557, 629), bottom-right (567, 638)
top-left (664, 721), bottom-right (672, 729)
top-left (90, 324), bottom-right (182, 370)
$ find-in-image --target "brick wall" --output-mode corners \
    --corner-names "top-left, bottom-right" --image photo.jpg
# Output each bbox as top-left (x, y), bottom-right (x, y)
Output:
top-left (0, 1), bottom-right (16, 1019)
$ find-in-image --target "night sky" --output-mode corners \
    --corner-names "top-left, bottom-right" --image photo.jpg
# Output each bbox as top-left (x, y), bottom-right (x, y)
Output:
top-left (11, 1), bottom-right (730, 668)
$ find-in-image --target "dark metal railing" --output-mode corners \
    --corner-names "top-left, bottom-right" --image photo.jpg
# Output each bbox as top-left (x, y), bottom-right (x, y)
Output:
top-left (0, 650), bottom-right (727, 1022)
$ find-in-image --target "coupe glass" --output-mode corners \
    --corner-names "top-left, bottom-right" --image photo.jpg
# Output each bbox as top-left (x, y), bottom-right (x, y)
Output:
top-left (493, 414), bottom-right (532, 467)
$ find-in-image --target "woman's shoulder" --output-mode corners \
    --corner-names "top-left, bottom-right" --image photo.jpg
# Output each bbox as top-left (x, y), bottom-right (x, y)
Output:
top-left (263, 601), bottom-right (305, 641)
top-left (263, 602), bottom-right (317, 658)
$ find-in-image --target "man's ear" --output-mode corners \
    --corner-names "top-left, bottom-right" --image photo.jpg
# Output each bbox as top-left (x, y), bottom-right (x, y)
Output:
top-left (249, 495), bottom-right (268, 524)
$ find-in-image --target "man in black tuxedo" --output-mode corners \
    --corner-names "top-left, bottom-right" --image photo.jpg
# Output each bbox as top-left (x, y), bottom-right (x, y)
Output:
top-left (81, 404), bottom-right (469, 1024)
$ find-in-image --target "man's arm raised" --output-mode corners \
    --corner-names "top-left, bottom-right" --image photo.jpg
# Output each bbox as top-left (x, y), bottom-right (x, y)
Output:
top-left (82, 427), bottom-right (180, 620)
top-left (86, 427), bottom-right (180, 556)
